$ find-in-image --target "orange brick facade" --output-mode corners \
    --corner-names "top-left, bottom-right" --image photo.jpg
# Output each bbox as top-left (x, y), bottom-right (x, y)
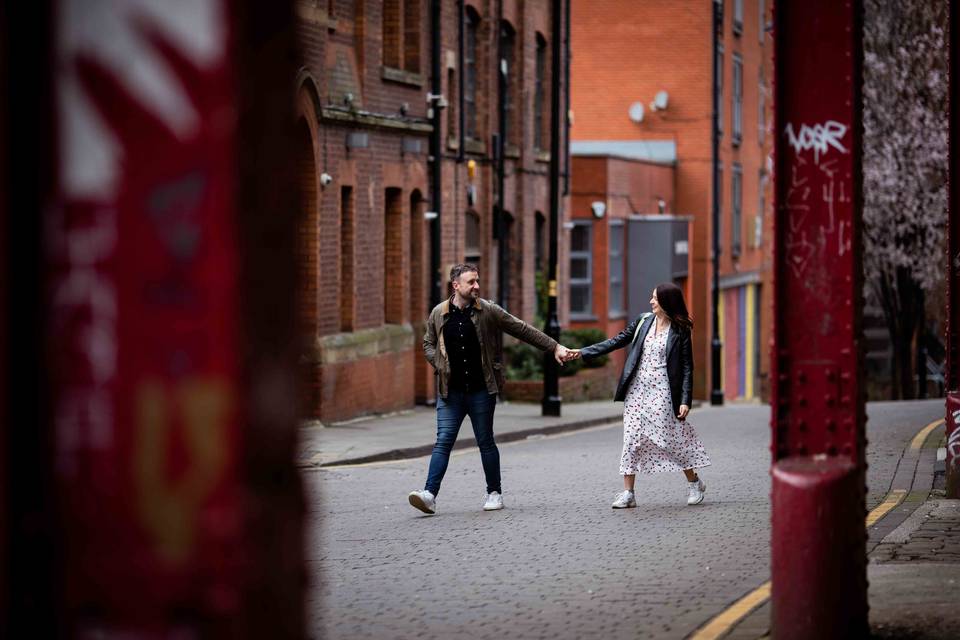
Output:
top-left (295, 0), bottom-right (568, 422)
top-left (571, 0), bottom-right (773, 401)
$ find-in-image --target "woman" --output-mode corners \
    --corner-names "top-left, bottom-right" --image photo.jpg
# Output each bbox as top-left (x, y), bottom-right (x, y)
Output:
top-left (572, 282), bottom-right (710, 508)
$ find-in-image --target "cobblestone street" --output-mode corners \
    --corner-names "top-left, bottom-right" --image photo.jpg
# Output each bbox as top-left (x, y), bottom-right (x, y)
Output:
top-left (304, 400), bottom-right (942, 639)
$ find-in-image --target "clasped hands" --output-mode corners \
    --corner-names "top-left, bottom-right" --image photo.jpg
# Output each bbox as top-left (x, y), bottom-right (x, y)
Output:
top-left (553, 345), bottom-right (582, 365)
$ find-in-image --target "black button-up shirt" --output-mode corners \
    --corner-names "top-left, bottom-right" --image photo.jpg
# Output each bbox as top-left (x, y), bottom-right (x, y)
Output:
top-left (443, 302), bottom-right (486, 392)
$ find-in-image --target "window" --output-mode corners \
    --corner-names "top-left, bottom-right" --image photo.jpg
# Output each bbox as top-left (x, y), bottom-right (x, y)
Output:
top-left (447, 67), bottom-right (456, 142)
top-left (384, 188), bottom-right (404, 323)
top-left (569, 221), bottom-right (593, 317)
top-left (759, 0), bottom-right (766, 43)
top-left (464, 8), bottom-right (479, 140)
top-left (500, 21), bottom-right (517, 147)
top-left (534, 33), bottom-right (547, 150)
top-left (383, 0), bottom-right (420, 74)
top-left (403, 0), bottom-right (421, 73)
top-left (465, 211), bottom-right (481, 272)
top-left (732, 53), bottom-right (743, 145)
top-left (733, 0), bottom-right (743, 35)
top-left (716, 45), bottom-right (724, 137)
top-left (734, 165), bottom-right (744, 255)
top-left (758, 67), bottom-right (765, 145)
top-left (383, 0), bottom-right (401, 69)
top-left (609, 221), bottom-right (625, 316)
top-left (340, 186), bottom-right (355, 331)
top-left (535, 211), bottom-right (546, 274)
top-left (755, 170), bottom-right (766, 248)
top-left (716, 163), bottom-right (724, 256)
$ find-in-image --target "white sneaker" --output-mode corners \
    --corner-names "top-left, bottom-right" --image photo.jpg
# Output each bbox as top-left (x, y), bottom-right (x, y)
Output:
top-left (612, 490), bottom-right (636, 509)
top-left (687, 478), bottom-right (706, 505)
top-left (408, 489), bottom-right (436, 514)
top-left (483, 491), bottom-right (504, 511)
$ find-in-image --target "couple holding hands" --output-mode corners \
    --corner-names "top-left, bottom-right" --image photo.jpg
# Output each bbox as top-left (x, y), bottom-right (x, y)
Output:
top-left (408, 263), bottom-right (710, 515)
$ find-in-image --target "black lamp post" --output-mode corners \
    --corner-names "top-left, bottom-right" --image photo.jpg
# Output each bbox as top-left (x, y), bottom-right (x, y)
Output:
top-left (711, 0), bottom-right (724, 405)
top-left (542, 0), bottom-right (563, 416)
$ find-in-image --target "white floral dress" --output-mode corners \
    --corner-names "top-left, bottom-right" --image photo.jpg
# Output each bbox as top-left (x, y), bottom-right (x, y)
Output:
top-left (620, 320), bottom-right (711, 475)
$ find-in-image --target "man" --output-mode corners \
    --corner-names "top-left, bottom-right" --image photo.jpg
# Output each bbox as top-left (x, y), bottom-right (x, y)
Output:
top-left (408, 263), bottom-right (572, 515)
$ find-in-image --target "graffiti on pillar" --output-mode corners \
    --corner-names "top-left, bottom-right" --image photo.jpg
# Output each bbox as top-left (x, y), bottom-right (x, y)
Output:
top-left (51, 0), bottom-right (242, 617)
top-left (948, 408), bottom-right (960, 473)
top-left (784, 121), bottom-right (849, 164)
top-left (782, 120), bottom-right (852, 294)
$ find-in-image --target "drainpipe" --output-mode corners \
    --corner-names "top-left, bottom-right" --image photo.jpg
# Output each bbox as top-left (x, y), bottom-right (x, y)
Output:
top-left (458, 0), bottom-right (465, 163)
top-left (563, 0), bottom-right (571, 196)
top-left (496, 2), bottom-right (507, 308)
top-left (711, 0), bottom-right (724, 405)
top-left (429, 0), bottom-right (442, 307)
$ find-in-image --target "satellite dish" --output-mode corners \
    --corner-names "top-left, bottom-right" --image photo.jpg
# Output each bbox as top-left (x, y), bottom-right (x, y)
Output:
top-left (651, 90), bottom-right (669, 111)
top-left (628, 101), bottom-right (645, 123)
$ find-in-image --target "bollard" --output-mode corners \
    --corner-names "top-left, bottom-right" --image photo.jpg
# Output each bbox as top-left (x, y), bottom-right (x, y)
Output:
top-left (771, 456), bottom-right (867, 639)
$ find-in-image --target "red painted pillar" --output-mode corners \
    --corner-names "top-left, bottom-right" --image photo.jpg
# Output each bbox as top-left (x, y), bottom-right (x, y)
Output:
top-left (946, 0), bottom-right (960, 498)
top-left (772, 0), bottom-right (866, 637)
top-left (42, 1), bottom-right (304, 636)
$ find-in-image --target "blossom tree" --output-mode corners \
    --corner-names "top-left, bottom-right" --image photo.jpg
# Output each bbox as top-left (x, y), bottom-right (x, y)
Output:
top-left (862, 0), bottom-right (949, 399)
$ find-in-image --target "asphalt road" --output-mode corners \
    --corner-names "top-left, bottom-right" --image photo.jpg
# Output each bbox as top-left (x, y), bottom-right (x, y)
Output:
top-left (305, 399), bottom-right (943, 640)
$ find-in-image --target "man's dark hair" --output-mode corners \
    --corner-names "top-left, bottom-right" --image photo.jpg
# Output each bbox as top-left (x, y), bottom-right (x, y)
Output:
top-left (655, 282), bottom-right (693, 330)
top-left (450, 263), bottom-right (479, 282)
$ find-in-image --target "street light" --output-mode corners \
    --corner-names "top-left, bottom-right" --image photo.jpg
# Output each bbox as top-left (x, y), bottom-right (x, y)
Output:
top-left (711, 0), bottom-right (724, 405)
top-left (542, 0), bottom-right (563, 416)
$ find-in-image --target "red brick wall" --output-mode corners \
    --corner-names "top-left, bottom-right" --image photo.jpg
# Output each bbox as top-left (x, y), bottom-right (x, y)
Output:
top-left (296, 0), bottom-right (567, 422)
top-left (571, 0), bottom-right (773, 400)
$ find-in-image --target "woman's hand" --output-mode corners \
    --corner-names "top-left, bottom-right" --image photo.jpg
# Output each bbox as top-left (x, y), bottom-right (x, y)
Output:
top-left (677, 404), bottom-right (690, 420)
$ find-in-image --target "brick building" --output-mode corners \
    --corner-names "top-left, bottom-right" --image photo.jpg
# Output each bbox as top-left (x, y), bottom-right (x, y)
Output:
top-left (570, 0), bottom-right (773, 401)
top-left (295, 0), bottom-right (569, 422)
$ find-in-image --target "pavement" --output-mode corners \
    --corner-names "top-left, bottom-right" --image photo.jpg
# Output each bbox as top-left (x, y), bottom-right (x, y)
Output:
top-left (298, 398), bottom-right (628, 467)
top-left (299, 398), bottom-right (955, 639)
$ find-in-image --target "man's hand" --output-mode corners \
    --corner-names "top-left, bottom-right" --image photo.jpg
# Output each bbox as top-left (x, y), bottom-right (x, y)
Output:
top-left (554, 344), bottom-right (571, 365)
top-left (677, 404), bottom-right (690, 420)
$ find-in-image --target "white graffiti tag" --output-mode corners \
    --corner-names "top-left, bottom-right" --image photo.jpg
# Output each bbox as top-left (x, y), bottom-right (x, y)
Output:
top-left (949, 410), bottom-right (960, 472)
top-left (784, 120), bottom-right (849, 164)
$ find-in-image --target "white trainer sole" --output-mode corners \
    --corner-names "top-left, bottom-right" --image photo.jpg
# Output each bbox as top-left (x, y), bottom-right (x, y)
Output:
top-left (483, 502), bottom-right (504, 511)
top-left (408, 492), bottom-right (436, 514)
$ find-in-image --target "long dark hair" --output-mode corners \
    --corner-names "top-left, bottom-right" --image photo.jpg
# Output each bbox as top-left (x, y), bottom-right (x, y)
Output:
top-left (655, 282), bottom-right (693, 331)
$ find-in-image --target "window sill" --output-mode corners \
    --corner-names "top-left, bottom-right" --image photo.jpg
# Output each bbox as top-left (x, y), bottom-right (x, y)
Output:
top-left (447, 136), bottom-right (460, 151)
top-left (464, 138), bottom-right (486, 155)
top-left (504, 144), bottom-right (520, 159)
top-left (608, 311), bottom-right (627, 320)
top-left (732, 135), bottom-right (742, 147)
top-left (535, 149), bottom-right (550, 163)
top-left (381, 66), bottom-right (424, 87)
top-left (570, 313), bottom-right (599, 322)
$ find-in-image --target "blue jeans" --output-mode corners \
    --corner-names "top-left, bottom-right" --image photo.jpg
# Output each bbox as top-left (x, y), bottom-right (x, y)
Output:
top-left (424, 389), bottom-right (500, 496)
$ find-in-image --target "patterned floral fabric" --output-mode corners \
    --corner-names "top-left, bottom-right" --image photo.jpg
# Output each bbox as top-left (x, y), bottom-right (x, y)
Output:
top-left (620, 320), bottom-right (711, 475)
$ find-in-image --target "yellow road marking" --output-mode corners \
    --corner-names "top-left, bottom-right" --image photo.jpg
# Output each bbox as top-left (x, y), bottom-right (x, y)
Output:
top-left (690, 417), bottom-right (936, 639)
top-left (909, 418), bottom-right (944, 450)
top-left (689, 582), bottom-right (771, 640)
top-left (866, 489), bottom-right (906, 527)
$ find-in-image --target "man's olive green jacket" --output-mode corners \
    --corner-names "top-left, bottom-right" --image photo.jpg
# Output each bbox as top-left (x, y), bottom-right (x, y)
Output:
top-left (423, 297), bottom-right (558, 398)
